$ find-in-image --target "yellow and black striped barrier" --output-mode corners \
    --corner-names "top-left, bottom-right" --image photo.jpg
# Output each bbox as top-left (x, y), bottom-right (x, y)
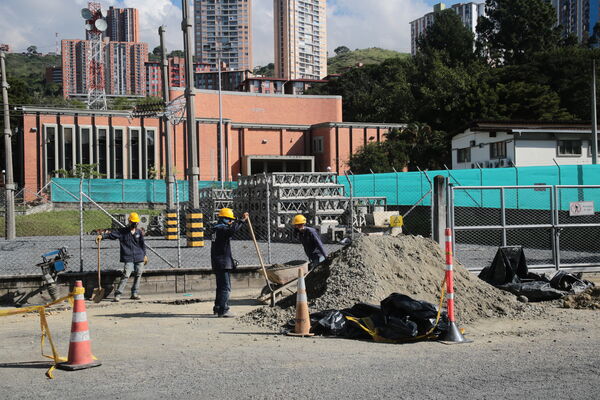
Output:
top-left (186, 209), bottom-right (204, 247)
top-left (164, 209), bottom-right (178, 240)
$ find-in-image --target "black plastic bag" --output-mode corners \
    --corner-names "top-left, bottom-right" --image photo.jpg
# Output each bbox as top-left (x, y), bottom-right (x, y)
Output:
top-left (479, 246), bottom-right (528, 285)
top-left (310, 310), bottom-right (347, 336)
top-left (549, 271), bottom-right (594, 293)
top-left (497, 281), bottom-right (565, 302)
top-left (380, 293), bottom-right (438, 321)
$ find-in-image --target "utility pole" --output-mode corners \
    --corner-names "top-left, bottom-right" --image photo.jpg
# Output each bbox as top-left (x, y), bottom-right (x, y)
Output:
top-left (592, 59), bottom-right (598, 164)
top-left (1, 51), bottom-right (16, 240)
top-left (159, 26), bottom-right (175, 209)
top-left (217, 48), bottom-right (225, 187)
top-left (181, 0), bottom-right (199, 208)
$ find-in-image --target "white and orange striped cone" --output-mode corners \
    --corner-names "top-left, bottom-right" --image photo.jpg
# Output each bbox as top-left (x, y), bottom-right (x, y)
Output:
top-left (57, 280), bottom-right (102, 370)
top-left (286, 268), bottom-right (314, 337)
top-left (440, 228), bottom-right (471, 344)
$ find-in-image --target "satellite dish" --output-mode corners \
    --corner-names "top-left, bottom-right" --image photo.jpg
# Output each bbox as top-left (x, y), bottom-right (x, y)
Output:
top-left (85, 23), bottom-right (93, 31)
top-left (95, 19), bottom-right (108, 32)
top-left (81, 8), bottom-right (93, 20)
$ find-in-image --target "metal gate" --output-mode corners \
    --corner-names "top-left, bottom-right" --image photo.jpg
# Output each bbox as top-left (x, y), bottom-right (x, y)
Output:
top-left (450, 185), bottom-right (600, 273)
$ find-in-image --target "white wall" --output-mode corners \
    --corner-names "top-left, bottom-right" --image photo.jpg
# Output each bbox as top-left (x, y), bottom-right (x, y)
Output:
top-left (515, 139), bottom-right (598, 166)
top-left (452, 129), bottom-right (516, 169)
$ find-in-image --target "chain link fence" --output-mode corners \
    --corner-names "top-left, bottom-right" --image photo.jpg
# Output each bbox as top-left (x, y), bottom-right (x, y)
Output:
top-left (0, 172), bottom-right (424, 277)
top-left (451, 185), bottom-right (600, 273)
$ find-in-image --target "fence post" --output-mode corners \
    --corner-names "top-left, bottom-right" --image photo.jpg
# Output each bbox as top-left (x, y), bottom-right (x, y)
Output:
top-left (345, 171), bottom-right (355, 241)
top-left (265, 172), bottom-right (272, 264)
top-left (79, 178), bottom-right (84, 272)
top-left (175, 177), bottom-right (181, 269)
top-left (432, 175), bottom-right (447, 249)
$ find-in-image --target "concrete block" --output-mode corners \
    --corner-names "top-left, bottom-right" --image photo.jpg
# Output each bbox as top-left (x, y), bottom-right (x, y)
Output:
top-left (154, 281), bottom-right (177, 294)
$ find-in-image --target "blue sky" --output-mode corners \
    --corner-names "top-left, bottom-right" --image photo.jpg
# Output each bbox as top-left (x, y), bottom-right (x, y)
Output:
top-left (0, 0), bottom-right (436, 65)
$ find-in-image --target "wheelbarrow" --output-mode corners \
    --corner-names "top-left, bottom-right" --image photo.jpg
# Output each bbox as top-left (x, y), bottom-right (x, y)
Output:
top-left (257, 260), bottom-right (310, 305)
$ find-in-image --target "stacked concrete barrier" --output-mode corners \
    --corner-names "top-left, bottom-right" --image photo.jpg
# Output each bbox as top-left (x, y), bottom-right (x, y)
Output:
top-left (186, 209), bottom-right (204, 247)
top-left (164, 209), bottom-right (178, 240)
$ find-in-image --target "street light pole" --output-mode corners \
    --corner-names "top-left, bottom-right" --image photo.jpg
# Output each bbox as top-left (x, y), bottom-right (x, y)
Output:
top-left (181, 0), bottom-right (199, 208)
top-left (1, 51), bottom-right (16, 240)
top-left (159, 26), bottom-right (175, 209)
top-left (592, 59), bottom-right (598, 164)
top-left (217, 49), bottom-right (224, 187)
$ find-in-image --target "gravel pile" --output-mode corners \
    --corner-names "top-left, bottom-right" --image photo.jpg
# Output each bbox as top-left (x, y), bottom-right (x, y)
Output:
top-left (563, 287), bottom-right (600, 310)
top-left (242, 235), bottom-right (543, 331)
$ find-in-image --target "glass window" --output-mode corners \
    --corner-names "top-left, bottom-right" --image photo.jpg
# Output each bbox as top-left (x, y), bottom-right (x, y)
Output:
top-left (81, 127), bottom-right (91, 165)
top-left (98, 128), bottom-right (108, 176)
top-left (46, 126), bottom-right (57, 176)
top-left (489, 141), bottom-right (507, 159)
top-left (146, 129), bottom-right (156, 178)
top-left (63, 127), bottom-right (74, 171)
top-left (457, 148), bottom-right (471, 163)
top-left (558, 140), bottom-right (581, 156)
top-left (312, 136), bottom-right (323, 153)
top-left (130, 128), bottom-right (141, 179)
top-left (113, 128), bottom-right (124, 179)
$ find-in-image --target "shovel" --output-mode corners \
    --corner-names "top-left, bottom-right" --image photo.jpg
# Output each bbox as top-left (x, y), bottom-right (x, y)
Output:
top-left (92, 238), bottom-right (105, 303)
top-left (246, 215), bottom-right (275, 306)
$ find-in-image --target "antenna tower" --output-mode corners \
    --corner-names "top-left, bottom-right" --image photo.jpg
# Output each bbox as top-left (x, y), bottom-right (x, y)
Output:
top-left (82, 2), bottom-right (107, 110)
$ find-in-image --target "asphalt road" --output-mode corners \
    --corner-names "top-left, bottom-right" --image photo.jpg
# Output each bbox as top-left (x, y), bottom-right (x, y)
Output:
top-left (1, 292), bottom-right (598, 399)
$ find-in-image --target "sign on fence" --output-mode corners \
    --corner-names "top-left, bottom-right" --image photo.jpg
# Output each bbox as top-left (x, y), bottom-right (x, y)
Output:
top-left (569, 201), bottom-right (595, 217)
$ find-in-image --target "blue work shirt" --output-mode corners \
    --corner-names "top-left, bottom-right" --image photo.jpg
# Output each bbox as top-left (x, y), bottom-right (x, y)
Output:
top-left (103, 227), bottom-right (146, 263)
top-left (296, 226), bottom-right (327, 260)
top-left (211, 219), bottom-right (245, 270)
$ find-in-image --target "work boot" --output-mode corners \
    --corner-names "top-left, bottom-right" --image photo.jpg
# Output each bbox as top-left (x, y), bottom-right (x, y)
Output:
top-left (130, 294), bottom-right (141, 300)
top-left (213, 306), bottom-right (219, 315)
top-left (113, 294), bottom-right (121, 302)
top-left (218, 310), bottom-right (236, 318)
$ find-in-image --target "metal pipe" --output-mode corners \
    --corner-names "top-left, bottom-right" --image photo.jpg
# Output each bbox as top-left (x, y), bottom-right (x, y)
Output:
top-left (218, 51), bottom-right (224, 187)
top-left (592, 59), bottom-right (598, 164)
top-left (500, 187), bottom-right (507, 246)
top-left (181, 0), bottom-right (199, 208)
top-left (79, 178), bottom-right (84, 272)
top-left (159, 26), bottom-right (175, 209)
top-left (1, 51), bottom-right (15, 239)
top-left (264, 172), bottom-right (272, 264)
top-left (453, 224), bottom-right (554, 231)
top-left (345, 170), bottom-right (354, 240)
top-left (174, 176), bottom-right (181, 268)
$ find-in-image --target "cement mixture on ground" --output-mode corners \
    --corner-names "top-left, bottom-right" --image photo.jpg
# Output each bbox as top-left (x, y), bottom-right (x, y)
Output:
top-left (242, 235), bottom-right (544, 331)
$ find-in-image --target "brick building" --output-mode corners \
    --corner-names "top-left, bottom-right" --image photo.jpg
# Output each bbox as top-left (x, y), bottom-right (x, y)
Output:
top-left (16, 90), bottom-right (403, 193)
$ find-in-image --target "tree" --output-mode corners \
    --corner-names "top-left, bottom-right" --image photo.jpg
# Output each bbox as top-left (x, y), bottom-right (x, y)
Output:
top-left (348, 124), bottom-right (448, 173)
top-left (54, 164), bottom-right (104, 179)
top-left (253, 63), bottom-right (274, 77)
top-left (476, 0), bottom-right (561, 65)
top-left (417, 9), bottom-right (476, 67)
top-left (334, 46), bottom-right (350, 56)
top-left (152, 46), bottom-right (162, 56)
top-left (169, 50), bottom-right (185, 58)
top-left (26, 45), bottom-right (38, 56)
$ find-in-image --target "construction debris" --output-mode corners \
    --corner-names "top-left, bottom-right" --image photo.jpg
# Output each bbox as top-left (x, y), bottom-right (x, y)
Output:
top-left (242, 235), bottom-right (543, 331)
top-left (563, 287), bottom-right (600, 310)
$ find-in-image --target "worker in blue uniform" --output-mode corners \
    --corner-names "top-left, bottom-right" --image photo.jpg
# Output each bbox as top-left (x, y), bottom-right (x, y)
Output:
top-left (292, 214), bottom-right (327, 269)
top-left (211, 208), bottom-right (248, 317)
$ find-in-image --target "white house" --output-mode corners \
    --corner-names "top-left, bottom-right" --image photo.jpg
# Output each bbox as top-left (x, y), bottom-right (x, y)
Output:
top-left (452, 121), bottom-right (599, 169)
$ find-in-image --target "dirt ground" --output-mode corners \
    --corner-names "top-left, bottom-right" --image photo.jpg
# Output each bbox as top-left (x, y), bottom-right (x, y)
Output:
top-left (1, 288), bottom-right (599, 400)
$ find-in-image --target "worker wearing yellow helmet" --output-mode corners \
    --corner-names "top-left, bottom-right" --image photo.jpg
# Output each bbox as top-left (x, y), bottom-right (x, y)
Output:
top-left (211, 208), bottom-right (249, 317)
top-left (96, 212), bottom-right (147, 302)
top-left (292, 214), bottom-right (327, 269)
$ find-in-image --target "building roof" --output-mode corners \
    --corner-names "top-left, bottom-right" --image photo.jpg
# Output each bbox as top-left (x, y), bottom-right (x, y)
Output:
top-left (453, 120), bottom-right (594, 137)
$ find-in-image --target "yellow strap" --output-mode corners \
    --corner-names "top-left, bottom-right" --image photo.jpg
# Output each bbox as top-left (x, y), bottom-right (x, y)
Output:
top-left (0, 286), bottom-right (85, 379)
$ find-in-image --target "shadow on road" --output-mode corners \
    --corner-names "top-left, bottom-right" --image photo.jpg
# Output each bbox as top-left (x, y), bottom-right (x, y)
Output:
top-left (0, 361), bottom-right (51, 369)
top-left (97, 312), bottom-right (215, 319)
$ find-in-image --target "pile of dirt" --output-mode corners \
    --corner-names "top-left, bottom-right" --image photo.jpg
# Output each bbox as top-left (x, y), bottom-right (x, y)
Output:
top-left (242, 236), bottom-right (543, 330)
top-left (563, 287), bottom-right (600, 310)
top-left (242, 235), bottom-right (543, 331)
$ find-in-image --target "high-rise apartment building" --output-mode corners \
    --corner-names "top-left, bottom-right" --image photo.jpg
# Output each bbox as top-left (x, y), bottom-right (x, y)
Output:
top-left (105, 6), bottom-right (140, 42)
top-left (410, 2), bottom-right (486, 55)
top-left (62, 39), bottom-right (147, 98)
top-left (274, 0), bottom-right (328, 80)
top-left (105, 42), bottom-right (148, 96)
top-left (546, 0), bottom-right (600, 41)
top-left (193, 0), bottom-right (252, 71)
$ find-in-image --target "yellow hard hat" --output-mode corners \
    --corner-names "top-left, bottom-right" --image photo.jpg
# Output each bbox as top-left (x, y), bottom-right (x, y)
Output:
top-left (128, 212), bottom-right (141, 223)
top-left (218, 208), bottom-right (235, 220)
top-left (292, 214), bottom-right (307, 225)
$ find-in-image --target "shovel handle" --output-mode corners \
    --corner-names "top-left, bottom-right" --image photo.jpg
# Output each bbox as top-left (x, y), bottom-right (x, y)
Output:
top-left (246, 215), bottom-right (272, 291)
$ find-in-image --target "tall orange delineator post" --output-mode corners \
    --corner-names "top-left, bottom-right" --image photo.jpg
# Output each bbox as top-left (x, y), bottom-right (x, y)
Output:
top-left (440, 228), bottom-right (470, 343)
top-left (57, 280), bottom-right (102, 370)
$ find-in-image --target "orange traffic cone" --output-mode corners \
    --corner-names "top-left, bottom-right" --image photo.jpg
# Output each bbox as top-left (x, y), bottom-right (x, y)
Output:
top-left (287, 268), bottom-right (314, 337)
top-left (57, 280), bottom-right (102, 371)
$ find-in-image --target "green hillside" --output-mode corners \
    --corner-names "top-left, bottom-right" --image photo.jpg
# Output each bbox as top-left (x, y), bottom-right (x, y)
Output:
top-left (327, 47), bottom-right (409, 75)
